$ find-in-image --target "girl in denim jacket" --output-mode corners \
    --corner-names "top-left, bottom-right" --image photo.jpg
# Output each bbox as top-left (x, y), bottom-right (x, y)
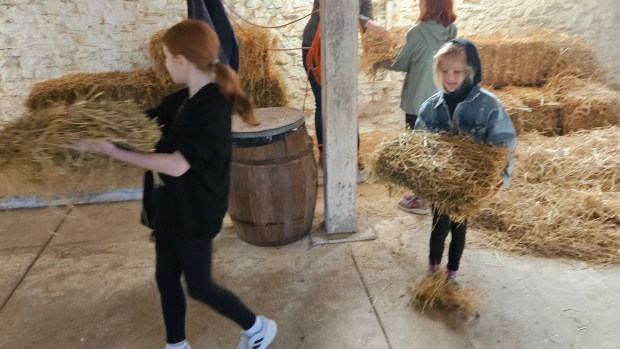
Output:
top-left (415, 39), bottom-right (516, 281)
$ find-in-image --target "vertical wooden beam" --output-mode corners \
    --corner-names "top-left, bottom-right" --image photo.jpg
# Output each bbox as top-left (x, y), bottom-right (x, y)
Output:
top-left (321, 0), bottom-right (358, 234)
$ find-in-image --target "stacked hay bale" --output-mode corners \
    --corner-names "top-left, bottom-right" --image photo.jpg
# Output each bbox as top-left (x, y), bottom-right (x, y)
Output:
top-left (362, 28), bottom-right (619, 135)
top-left (469, 29), bottom-right (619, 135)
top-left (472, 127), bottom-right (620, 265)
top-left (545, 75), bottom-right (620, 133)
top-left (24, 71), bottom-right (169, 112)
top-left (25, 29), bottom-right (179, 113)
top-left (492, 86), bottom-right (563, 136)
top-left (233, 24), bottom-right (289, 108)
top-left (147, 28), bottom-right (177, 92)
top-left (471, 29), bottom-right (602, 88)
top-left (371, 131), bottom-right (509, 222)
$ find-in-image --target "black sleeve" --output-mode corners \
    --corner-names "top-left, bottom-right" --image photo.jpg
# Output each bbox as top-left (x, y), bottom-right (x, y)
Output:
top-left (175, 101), bottom-right (230, 173)
top-left (146, 89), bottom-right (188, 126)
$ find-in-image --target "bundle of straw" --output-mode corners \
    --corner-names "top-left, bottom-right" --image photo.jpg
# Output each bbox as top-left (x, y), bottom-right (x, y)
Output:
top-left (371, 131), bottom-right (509, 221)
top-left (0, 97), bottom-right (160, 180)
top-left (410, 271), bottom-right (479, 317)
top-left (361, 27), bottom-right (408, 79)
top-left (233, 24), bottom-right (289, 108)
top-left (472, 127), bottom-right (620, 265)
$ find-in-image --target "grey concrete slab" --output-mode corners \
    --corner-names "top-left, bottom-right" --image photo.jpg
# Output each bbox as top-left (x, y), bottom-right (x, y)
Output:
top-left (350, 210), bottom-right (620, 349)
top-left (0, 202), bottom-right (389, 349)
top-left (0, 207), bottom-right (68, 306)
top-left (52, 201), bottom-right (150, 245)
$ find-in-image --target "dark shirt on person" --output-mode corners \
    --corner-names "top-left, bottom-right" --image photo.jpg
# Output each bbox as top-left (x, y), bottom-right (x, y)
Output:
top-left (302, 0), bottom-right (373, 48)
top-left (142, 83), bottom-right (231, 239)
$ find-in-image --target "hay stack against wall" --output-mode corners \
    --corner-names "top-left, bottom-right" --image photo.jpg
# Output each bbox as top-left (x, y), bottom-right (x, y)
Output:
top-left (24, 28), bottom-right (180, 113)
top-left (0, 98), bottom-right (160, 181)
top-left (148, 28), bottom-right (183, 94)
top-left (492, 86), bottom-right (562, 136)
top-left (470, 29), bottom-right (601, 88)
top-left (371, 131), bottom-right (509, 222)
top-left (545, 75), bottom-right (620, 134)
top-left (234, 24), bottom-right (288, 108)
top-left (24, 71), bottom-right (169, 112)
top-left (473, 127), bottom-right (620, 265)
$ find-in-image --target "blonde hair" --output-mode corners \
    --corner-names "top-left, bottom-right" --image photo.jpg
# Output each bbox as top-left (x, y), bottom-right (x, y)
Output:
top-left (163, 19), bottom-right (258, 126)
top-left (432, 42), bottom-right (475, 93)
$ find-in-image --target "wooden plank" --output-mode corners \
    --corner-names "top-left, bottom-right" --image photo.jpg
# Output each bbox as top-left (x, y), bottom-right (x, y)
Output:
top-left (321, 0), bottom-right (358, 233)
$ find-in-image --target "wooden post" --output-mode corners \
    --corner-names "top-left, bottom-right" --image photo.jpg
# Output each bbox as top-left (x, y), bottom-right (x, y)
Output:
top-left (321, 0), bottom-right (358, 234)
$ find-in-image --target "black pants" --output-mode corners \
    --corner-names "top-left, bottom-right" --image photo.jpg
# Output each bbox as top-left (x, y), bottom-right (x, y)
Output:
top-left (302, 49), bottom-right (359, 155)
top-left (406, 113), bottom-right (417, 130)
top-left (155, 236), bottom-right (255, 343)
top-left (429, 206), bottom-right (467, 272)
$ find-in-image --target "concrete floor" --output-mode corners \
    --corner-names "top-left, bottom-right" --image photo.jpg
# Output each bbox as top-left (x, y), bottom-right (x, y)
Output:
top-left (1, 178), bottom-right (619, 349)
top-left (1, 121), bottom-right (619, 349)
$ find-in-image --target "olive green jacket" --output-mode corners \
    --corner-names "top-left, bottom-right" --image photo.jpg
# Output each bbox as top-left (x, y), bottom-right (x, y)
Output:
top-left (391, 20), bottom-right (457, 115)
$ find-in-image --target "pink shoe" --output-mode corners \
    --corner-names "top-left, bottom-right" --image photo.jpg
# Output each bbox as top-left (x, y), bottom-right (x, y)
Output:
top-left (398, 196), bottom-right (430, 215)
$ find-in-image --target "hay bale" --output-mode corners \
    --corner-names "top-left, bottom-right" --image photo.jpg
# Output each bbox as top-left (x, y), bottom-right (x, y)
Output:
top-left (545, 75), bottom-right (620, 134)
top-left (411, 271), bottom-right (479, 317)
top-left (492, 86), bottom-right (562, 136)
top-left (0, 98), bottom-right (160, 181)
top-left (234, 24), bottom-right (288, 108)
top-left (24, 70), bottom-right (171, 111)
top-left (371, 131), bottom-right (509, 221)
top-left (514, 127), bottom-right (620, 190)
top-left (470, 29), bottom-right (602, 88)
top-left (472, 128), bottom-right (620, 265)
top-left (148, 28), bottom-right (181, 92)
top-left (361, 27), bottom-right (408, 79)
top-left (474, 183), bottom-right (620, 265)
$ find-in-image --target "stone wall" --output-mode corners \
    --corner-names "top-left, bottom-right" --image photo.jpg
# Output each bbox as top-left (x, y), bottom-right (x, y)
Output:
top-left (1, 0), bottom-right (618, 123)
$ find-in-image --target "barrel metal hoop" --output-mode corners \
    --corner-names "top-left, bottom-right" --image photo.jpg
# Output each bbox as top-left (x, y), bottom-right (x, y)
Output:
top-left (232, 147), bottom-right (313, 166)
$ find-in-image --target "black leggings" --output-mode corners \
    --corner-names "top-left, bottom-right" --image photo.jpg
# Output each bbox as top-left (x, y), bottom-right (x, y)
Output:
top-left (406, 113), bottom-right (417, 130)
top-left (155, 236), bottom-right (255, 343)
top-left (429, 206), bottom-right (467, 272)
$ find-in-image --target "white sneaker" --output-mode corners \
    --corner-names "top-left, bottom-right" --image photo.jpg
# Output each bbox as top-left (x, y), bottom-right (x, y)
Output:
top-left (237, 315), bottom-right (277, 349)
top-left (164, 341), bottom-right (191, 349)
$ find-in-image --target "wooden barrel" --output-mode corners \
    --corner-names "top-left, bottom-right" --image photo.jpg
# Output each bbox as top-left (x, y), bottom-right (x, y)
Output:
top-left (228, 107), bottom-right (317, 246)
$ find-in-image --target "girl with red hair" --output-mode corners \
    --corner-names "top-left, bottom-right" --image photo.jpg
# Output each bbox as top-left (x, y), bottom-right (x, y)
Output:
top-left (71, 19), bottom-right (277, 349)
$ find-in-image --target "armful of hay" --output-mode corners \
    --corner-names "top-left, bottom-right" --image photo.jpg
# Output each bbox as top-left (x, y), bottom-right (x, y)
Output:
top-left (370, 131), bottom-right (509, 221)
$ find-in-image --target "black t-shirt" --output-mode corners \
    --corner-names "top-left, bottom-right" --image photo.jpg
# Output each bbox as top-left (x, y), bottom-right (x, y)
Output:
top-left (142, 83), bottom-right (231, 239)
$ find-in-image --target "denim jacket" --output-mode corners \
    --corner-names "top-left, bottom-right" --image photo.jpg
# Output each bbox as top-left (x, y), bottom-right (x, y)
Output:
top-left (415, 84), bottom-right (517, 187)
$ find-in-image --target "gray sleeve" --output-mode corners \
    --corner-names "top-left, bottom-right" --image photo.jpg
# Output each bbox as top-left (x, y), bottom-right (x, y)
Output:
top-left (390, 27), bottom-right (416, 72)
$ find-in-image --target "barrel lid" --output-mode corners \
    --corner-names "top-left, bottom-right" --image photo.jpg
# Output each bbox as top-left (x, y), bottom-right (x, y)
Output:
top-left (232, 107), bottom-right (305, 139)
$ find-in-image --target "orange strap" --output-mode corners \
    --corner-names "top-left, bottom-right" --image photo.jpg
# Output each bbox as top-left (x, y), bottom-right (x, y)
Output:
top-left (306, 25), bottom-right (322, 85)
top-left (305, 21), bottom-right (367, 86)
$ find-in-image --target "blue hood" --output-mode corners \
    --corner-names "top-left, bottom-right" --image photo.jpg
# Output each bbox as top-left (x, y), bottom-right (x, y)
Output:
top-left (451, 38), bottom-right (482, 86)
